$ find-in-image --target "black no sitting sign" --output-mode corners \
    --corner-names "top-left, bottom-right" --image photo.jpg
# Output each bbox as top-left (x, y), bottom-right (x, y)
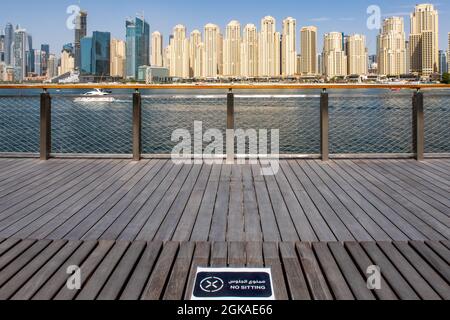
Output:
top-left (191, 268), bottom-right (275, 300)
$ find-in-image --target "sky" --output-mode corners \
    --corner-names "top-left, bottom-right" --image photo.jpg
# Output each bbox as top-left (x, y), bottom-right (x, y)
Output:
top-left (1, 0), bottom-right (449, 56)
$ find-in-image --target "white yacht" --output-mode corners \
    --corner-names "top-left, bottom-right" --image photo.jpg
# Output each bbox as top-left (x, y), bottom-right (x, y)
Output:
top-left (74, 89), bottom-right (115, 103)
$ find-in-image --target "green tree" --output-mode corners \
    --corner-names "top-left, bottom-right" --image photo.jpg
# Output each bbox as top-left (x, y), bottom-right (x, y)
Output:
top-left (442, 73), bottom-right (450, 84)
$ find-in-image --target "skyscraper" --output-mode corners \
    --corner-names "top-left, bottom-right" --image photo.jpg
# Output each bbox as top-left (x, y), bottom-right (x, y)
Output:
top-left (151, 31), bottom-right (163, 67)
top-left (47, 54), bottom-right (58, 78)
top-left (60, 49), bottom-right (75, 75)
top-left (258, 16), bottom-right (280, 77)
top-left (300, 26), bottom-right (317, 75)
top-left (203, 23), bottom-right (220, 78)
top-left (170, 25), bottom-right (190, 78)
top-left (189, 30), bottom-right (202, 77)
top-left (126, 16), bottom-right (150, 79)
top-left (241, 24), bottom-right (258, 78)
top-left (346, 34), bottom-right (368, 75)
top-left (111, 38), bottom-right (126, 77)
top-left (410, 4), bottom-right (439, 76)
top-left (41, 44), bottom-right (49, 76)
top-left (448, 32), bottom-right (450, 73)
top-left (0, 33), bottom-right (4, 62)
top-left (438, 50), bottom-right (447, 75)
top-left (281, 17), bottom-right (296, 77)
top-left (80, 37), bottom-right (92, 74)
top-left (81, 31), bottom-right (111, 77)
top-left (13, 28), bottom-right (27, 82)
top-left (4, 23), bottom-right (14, 66)
top-left (323, 32), bottom-right (347, 78)
top-left (223, 20), bottom-right (241, 77)
top-left (377, 17), bottom-right (409, 76)
top-left (74, 10), bottom-right (87, 70)
top-left (34, 50), bottom-right (43, 76)
top-left (26, 35), bottom-right (34, 75)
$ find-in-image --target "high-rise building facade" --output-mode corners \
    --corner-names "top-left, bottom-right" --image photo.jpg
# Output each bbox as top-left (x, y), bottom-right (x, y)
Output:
top-left (281, 17), bottom-right (296, 77)
top-left (126, 17), bottom-right (150, 79)
top-left (323, 32), bottom-right (347, 77)
top-left (258, 16), bottom-right (280, 77)
top-left (448, 32), bottom-right (450, 73)
top-left (203, 23), bottom-right (220, 78)
top-left (13, 28), bottom-right (27, 82)
top-left (151, 31), bottom-right (163, 67)
top-left (4, 23), bottom-right (14, 66)
top-left (438, 50), bottom-right (447, 75)
top-left (91, 31), bottom-right (111, 76)
top-left (241, 24), bottom-right (258, 78)
top-left (110, 38), bottom-right (126, 78)
top-left (189, 30), bottom-right (202, 77)
top-left (60, 49), bottom-right (75, 75)
top-left (80, 37), bottom-right (92, 74)
top-left (0, 33), bottom-right (4, 62)
top-left (26, 35), bottom-right (34, 75)
top-left (34, 49), bottom-right (43, 76)
top-left (377, 17), bottom-right (407, 76)
top-left (41, 44), bottom-right (49, 76)
top-left (300, 26), bottom-right (317, 75)
top-left (47, 54), bottom-right (58, 78)
top-left (223, 20), bottom-right (241, 77)
top-left (170, 25), bottom-right (190, 78)
top-left (410, 4), bottom-right (439, 76)
top-left (346, 34), bottom-right (367, 75)
top-left (74, 10), bottom-right (87, 70)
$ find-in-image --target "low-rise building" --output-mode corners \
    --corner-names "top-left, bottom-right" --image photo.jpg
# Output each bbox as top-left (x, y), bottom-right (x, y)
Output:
top-left (137, 66), bottom-right (170, 83)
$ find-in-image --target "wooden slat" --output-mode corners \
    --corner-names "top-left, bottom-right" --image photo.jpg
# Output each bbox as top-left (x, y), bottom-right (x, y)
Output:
top-left (140, 241), bottom-right (179, 300)
top-left (0, 240), bottom-right (67, 300)
top-left (377, 242), bottom-right (441, 300)
top-left (11, 240), bottom-right (82, 300)
top-left (328, 242), bottom-right (375, 300)
top-left (296, 242), bottom-right (333, 300)
top-left (409, 241), bottom-right (450, 282)
top-left (210, 241), bottom-right (227, 267)
top-left (228, 242), bottom-right (246, 267)
top-left (163, 242), bottom-right (196, 300)
top-left (242, 165), bottom-right (262, 242)
top-left (184, 242), bottom-right (210, 300)
top-left (209, 165), bottom-right (231, 241)
top-left (32, 241), bottom-right (97, 300)
top-left (344, 242), bottom-right (397, 300)
top-left (54, 240), bottom-right (115, 300)
top-left (262, 242), bottom-right (289, 300)
top-left (245, 242), bottom-right (263, 267)
top-left (425, 241), bottom-right (450, 264)
top-left (279, 242), bottom-right (310, 300)
top-left (75, 241), bottom-right (130, 300)
top-left (0, 238), bottom-right (21, 257)
top-left (312, 242), bottom-right (354, 300)
top-left (97, 241), bottom-right (147, 300)
top-left (360, 242), bottom-right (420, 300)
top-left (227, 165), bottom-right (245, 242)
top-left (120, 241), bottom-right (163, 300)
top-left (393, 242), bottom-right (450, 300)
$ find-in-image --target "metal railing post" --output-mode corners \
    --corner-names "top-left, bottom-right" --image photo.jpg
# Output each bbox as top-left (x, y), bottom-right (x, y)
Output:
top-left (226, 89), bottom-right (235, 163)
top-left (133, 89), bottom-right (142, 161)
top-left (320, 89), bottom-right (329, 161)
top-left (40, 90), bottom-right (51, 160)
top-left (412, 89), bottom-right (424, 161)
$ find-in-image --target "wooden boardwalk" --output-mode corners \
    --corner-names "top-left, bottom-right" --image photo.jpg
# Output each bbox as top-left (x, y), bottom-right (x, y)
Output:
top-left (0, 158), bottom-right (448, 242)
top-left (0, 239), bottom-right (448, 300)
top-left (0, 158), bottom-right (449, 300)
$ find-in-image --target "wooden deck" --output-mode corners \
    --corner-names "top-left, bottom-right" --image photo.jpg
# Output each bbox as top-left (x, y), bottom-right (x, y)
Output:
top-left (0, 158), bottom-right (449, 300)
top-left (0, 158), bottom-right (448, 242)
top-left (0, 239), bottom-right (448, 300)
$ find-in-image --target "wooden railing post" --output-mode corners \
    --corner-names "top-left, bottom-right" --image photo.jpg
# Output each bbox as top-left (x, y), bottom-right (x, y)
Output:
top-left (320, 89), bottom-right (329, 161)
top-left (40, 90), bottom-right (51, 160)
top-left (412, 90), bottom-right (424, 161)
top-left (133, 89), bottom-right (142, 161)
top-left (226, 89), bottom-right (235, 163)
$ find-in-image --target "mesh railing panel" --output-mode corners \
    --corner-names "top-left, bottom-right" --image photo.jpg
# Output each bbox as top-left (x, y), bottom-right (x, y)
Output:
top-left (235, 95), bottom-right (320, 154)
top-left (0, 96), bottom-right (40, 153)
top-left (329, 95), bottom-right (413, 154)
top-left (51, 96), bottom-right (132, 154)
top-left (424, 95), bottom-right (450, 153)
top-left (141, 95), bottom-right (227, 154)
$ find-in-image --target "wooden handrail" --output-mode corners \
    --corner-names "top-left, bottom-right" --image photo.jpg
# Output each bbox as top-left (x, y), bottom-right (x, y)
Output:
top-left (0, 83), bottom-right (450, 90)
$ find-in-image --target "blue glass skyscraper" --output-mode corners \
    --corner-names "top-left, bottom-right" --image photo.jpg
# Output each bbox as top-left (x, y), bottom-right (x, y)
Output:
top-left (81, 37), bottom-right (93, 74)
top-left (126, 17), bottom-right (150, 79)
top-left (4, 23), bottom-right (14, 66)
top-left (80, 31), bottom-right (111, 77)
